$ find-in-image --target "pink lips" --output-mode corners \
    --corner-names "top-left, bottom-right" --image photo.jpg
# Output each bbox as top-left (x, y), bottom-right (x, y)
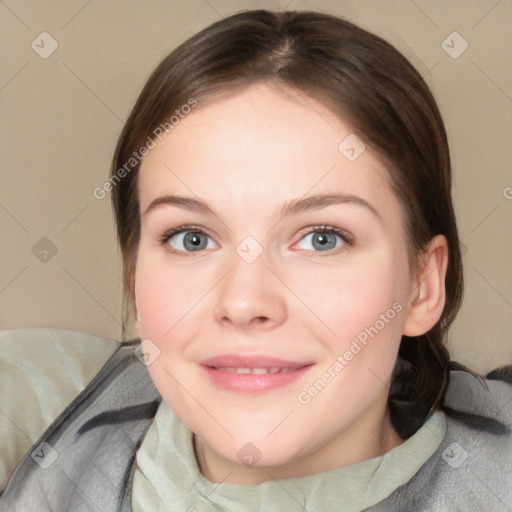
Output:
top-left (200, 354), bottom-right (313, 393)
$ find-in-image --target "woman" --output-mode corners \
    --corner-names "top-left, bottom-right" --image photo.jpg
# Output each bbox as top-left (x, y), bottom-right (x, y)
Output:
top-left (2, 9), bottom-right (510, 511)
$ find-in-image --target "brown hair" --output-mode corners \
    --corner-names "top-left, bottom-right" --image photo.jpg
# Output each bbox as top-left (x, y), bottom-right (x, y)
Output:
top-left (110, 9), bottom-right (464, 438)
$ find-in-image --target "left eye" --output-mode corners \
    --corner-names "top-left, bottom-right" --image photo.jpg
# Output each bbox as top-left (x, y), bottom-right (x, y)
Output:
top-left (296, 228), bottom-right (350, 252)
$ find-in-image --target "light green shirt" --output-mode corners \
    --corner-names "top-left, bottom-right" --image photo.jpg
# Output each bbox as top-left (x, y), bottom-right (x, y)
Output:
top-left (132, 400), bottom-right (446, 512)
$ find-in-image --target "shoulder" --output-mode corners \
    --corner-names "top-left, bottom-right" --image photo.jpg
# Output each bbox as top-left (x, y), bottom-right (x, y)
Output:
top-left (444, 362), bottom-right (512, 426)
top-left (375, 364), bottom-right (512, 511)
top-left (0, 328), bottom-right (119, 493)
top-left (0, 336), bottom-right (161, 509)
top-left (430, 365), bottom-right (511, 509)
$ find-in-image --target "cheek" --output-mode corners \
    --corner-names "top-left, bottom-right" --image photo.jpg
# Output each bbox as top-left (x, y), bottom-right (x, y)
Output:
top-left (134, 253), bottom-right (204, 406)
top-left (309, 253), bottom-right (409, 408)
top-left (307, 251), bottom-right (405, 341)
top-left (135, 262), bottom-right (172, 336)
top-left (296, 256), bottom-right (407, 420)
top-left (134, 250), bottom-right (206, 337)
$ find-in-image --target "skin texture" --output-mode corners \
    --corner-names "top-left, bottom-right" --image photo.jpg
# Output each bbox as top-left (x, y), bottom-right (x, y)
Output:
top-left (134, 82), bottom-right (448, 484)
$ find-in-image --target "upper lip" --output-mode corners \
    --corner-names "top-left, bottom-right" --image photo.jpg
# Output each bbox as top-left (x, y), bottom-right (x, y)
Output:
top-left (200, 354), bottom-right (313, 369)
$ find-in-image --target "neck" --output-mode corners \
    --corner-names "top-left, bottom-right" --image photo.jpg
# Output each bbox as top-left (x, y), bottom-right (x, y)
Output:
top-left (193, 399), bottom-right (404, 485)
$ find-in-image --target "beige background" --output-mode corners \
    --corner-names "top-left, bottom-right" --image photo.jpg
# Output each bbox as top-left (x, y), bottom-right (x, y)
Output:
top-left (1, 0), bottom-right (511, 373)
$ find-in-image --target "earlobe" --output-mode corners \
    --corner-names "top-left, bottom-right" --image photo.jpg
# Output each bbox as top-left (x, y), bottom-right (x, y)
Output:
top-left (402, 235), bottom-right (449, 337)
top-left (412, 291), bottom-right (423, 305)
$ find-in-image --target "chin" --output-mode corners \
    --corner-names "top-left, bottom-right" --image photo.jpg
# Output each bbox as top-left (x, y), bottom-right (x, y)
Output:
top-left (213, 430), bottom-right (310, 469)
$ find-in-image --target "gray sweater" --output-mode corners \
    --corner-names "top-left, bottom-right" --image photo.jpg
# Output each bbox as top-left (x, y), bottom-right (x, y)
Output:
top-left (0, 343), bottom-right (510, 511)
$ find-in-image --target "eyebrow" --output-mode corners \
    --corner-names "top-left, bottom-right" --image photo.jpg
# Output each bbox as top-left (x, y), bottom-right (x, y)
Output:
top-left (143, 193), bottom-right (381, 221)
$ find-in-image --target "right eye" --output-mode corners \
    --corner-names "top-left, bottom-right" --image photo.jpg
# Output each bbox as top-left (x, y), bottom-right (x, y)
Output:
top-left (159, 226), bottom-right (216, 257)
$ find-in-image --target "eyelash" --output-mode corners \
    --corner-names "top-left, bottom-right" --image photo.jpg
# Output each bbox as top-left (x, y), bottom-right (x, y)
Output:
top-left (158, 224), bottom-right (355, 258)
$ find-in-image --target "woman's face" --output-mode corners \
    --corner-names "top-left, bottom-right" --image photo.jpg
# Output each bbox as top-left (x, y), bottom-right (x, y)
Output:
top-left (135, 82), bottom-right (415, 481)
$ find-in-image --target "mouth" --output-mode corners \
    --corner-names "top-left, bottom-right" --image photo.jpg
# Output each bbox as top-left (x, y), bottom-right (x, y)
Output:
top-left (212, 366), bottom-right (304, 374)
top-left (200, 355), bottom-right (314, 393)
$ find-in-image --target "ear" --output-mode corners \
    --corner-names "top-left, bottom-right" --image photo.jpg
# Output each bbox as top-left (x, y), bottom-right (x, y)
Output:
top-left (402, 235), bottom-right (449, 337)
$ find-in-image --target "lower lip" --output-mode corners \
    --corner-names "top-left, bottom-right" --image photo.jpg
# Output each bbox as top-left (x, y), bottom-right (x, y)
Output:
top-left (202, 365), bottom-right (313, 393)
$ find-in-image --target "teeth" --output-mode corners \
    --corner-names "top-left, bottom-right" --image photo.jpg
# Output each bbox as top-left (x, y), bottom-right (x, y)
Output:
top-left (216, 367), bottom-right (292, 374)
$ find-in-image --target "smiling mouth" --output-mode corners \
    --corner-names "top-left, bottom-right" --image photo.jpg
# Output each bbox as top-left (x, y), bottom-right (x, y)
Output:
top-left (200, 356), bottom-right (314, 393)
top-left (211, 366), bottom-right (305, 374)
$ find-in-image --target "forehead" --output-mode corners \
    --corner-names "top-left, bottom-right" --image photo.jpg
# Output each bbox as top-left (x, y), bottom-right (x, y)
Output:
top-left (138, 83), bottom-right (397, 219)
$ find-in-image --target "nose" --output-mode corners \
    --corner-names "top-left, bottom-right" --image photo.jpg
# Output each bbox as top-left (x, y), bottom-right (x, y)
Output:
top-left (213, 248), bottom-right (287, 331)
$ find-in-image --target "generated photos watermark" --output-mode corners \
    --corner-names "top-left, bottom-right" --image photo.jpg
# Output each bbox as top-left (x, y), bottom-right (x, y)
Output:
top-left (93, 97), bottom-right (197, 200)
top-left (297, 301), bottom-right (403, 405)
